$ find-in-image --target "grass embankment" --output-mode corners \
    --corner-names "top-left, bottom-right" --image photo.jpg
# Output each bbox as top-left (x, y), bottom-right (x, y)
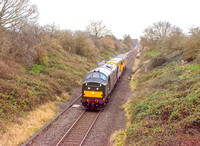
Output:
top-left (0, 102), bottom-right (57, 145)
top-left (111, 47), bottom-right (200, 145)
top-left (0, 45), bottom-right (119, 145)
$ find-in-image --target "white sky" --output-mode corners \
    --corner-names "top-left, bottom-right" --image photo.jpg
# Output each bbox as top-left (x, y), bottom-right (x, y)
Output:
top-left (32, 0), bottom-right (200, 39)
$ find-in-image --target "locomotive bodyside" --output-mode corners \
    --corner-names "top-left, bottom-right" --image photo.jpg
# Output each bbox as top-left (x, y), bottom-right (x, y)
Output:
top-left (116, 54), bottom-right (128, 70)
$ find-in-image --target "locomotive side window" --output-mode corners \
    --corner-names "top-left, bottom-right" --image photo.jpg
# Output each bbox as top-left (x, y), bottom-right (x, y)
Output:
top-left (100, 73), bottom-right (107, 81)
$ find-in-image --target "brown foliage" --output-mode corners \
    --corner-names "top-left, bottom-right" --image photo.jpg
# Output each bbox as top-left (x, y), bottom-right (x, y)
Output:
top-left (124, 34), bottom-right (134, 50)
top-left (74, 31), bottom-right (97, 58)
top-left (184, 27), bottom-right (200, 61)
top-left (0, 28), bottom-right (11, 53)
top-left (100, 36), bottom-right (115, 50)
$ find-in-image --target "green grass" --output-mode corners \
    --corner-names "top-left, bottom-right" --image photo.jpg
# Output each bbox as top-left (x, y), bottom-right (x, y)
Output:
top-left (149, 48), bottom-right (160, 56)
top-left (29, 64), bottom-right (45, 75)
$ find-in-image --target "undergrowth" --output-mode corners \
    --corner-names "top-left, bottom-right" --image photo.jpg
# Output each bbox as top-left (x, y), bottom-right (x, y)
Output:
top-left (0, 45), bottom-right (122, 133)
top-left (111, 23), bottom-right (200, 145)
top-left (112, 51), bottom-right (200, 145)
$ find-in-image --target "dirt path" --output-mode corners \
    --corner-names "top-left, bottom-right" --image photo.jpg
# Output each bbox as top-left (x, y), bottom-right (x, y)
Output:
top-left (27, 49), bottom-right (137, 146)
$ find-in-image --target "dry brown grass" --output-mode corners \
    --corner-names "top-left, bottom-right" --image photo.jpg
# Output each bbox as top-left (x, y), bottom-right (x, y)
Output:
top-left (0, 101), bottom-right (58, 146)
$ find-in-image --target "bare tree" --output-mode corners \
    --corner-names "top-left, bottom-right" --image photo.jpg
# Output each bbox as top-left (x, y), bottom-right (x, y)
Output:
top-left (0, 0), bottom-right (38, 29)
top-left (86, 20), bottom-right (112, 38)
top-left (141, 21), bottom-right (184, 51)
top-left (189, 27), bottom-right (200, 38)
top-left (143, 21), bottom-right (179, 41)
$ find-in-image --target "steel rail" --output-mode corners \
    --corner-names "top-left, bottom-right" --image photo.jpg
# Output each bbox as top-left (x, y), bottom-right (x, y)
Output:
top-left (79, 111), bottom-right (101, 146)
top-left (22, 95), bottom-right (82, 146)
top-left (55, 110), bottom-right (86, 146)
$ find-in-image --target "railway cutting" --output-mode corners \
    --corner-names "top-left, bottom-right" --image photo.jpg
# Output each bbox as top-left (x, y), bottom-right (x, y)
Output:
top-left (23, 48), bottom-right (138, 146)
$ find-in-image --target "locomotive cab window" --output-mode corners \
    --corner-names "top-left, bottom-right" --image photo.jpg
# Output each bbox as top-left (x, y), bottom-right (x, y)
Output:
top-left (93, 72), bottom-right (100, 78)
top-left (85, 72), bottom-right (107, 82)
top-left (85, 73), bottom-right (92, 80)
top-left (100, 73), bottom-right (107, 81)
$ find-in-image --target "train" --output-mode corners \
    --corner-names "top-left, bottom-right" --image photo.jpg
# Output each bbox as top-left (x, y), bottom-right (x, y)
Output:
top-left (81, 54), bottom-right (128, 110)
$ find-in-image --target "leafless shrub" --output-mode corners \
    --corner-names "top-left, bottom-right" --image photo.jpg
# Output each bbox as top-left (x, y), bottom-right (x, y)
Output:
top-left (183, 27), bottom-right (200, 62)
top-left (100, 36), bottom-right (115, 50)
top-left (150, 54), bottom-right (168, 69)
top-left (60, 30), bottom-right (76, 53)
top-left (163, 27), bottom-right (186, 51)
top-left (10, 22), bottom-right (40, 65)
top-left (74, 31), bottom-right (97, 58)
top-left (114, 40), bottom-right (128, 51)
top-left (124, 34), bottom-right (134, 50)
top-left (141, 21), bottom-right (183, 51)
top-left (0, 27), bottom-right (11, 53)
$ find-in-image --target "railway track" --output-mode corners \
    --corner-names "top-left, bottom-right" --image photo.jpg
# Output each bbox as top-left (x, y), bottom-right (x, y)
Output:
top-left (56, 110), bottom-right (101, 146)
top-left (23, 95), bottom-right (82, 146)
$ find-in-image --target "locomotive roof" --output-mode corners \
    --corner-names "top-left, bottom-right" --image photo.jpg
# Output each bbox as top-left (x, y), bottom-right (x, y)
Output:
top-left (109, 57), bottom-right (122, 64)
top-left (88, 62), bottom-right (117, 77)
top-left (115, 54), bottom-right (127, 60)
top-left (84, 63), bottom-right (116, 84)
top-left (84, 54), bottom-right (127, 81)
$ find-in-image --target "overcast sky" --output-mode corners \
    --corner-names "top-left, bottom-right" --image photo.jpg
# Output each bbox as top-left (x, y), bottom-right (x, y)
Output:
top-left (32, 0), bottom-right (200, 39)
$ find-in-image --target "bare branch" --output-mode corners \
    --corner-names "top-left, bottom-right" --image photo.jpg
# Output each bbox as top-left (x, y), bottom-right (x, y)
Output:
top-left (86, 20), bottom-right (112, 38)
top-left (0, 0), bottom-right (38, 29)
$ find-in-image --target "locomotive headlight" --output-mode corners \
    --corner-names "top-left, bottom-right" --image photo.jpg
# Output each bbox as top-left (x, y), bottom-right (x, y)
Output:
top-left (100, 84), bottom-right (102, 87)
top-left (88, 87), bottom-right (90, 89)
top-left (96, 88), bottom-right (99, 90)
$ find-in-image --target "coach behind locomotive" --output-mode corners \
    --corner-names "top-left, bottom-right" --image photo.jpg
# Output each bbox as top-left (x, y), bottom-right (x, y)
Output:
top-left (81, 54), bottom-right (127, 110)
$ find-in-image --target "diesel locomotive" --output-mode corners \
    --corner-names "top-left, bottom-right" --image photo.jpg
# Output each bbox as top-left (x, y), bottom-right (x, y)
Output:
top-left (81, 54), bottom-right (127, 110)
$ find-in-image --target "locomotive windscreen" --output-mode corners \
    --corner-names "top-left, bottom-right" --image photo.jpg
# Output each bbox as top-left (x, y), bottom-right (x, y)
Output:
top-left (85, 72), bottom-right (107, 82)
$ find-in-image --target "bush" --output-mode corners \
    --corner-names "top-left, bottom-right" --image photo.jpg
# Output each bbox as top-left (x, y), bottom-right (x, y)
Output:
top-left (182, 27), bottom-right (200, 62)
top-left (74, 31), bottom-right (97, 58)
top-left (29, 64), bottom-right (45, 75)
top-left (150, 54), bottom-right (168, 69)
top-left (37, 47), bottom-right (49, 67)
